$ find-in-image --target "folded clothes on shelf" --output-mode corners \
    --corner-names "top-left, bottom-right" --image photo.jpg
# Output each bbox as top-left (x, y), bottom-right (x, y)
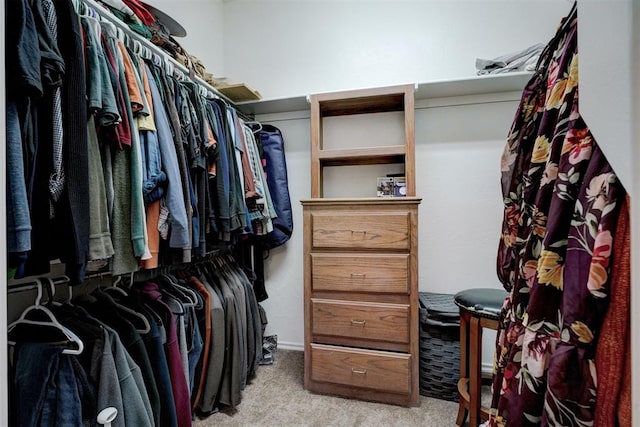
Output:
top-left (475, 43), bottom-right (545, 75)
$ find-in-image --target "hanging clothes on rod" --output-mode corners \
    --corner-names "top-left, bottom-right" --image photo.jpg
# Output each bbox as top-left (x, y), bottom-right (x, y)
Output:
top-left (6, 0), bottom-right (287, 285)
top-left (6, 0), bottom-right (286, 425)
top-left (8, 255), bottom-right (263, 425)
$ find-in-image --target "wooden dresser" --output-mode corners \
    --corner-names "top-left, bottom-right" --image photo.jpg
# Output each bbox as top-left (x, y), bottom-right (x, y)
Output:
top-left (302, 84), bottom-right (420, 406)
top-left (302, 197), bottom-right (420, 406)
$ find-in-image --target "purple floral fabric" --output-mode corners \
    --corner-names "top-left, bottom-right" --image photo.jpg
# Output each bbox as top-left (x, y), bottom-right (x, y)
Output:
top-left (490, 5), bottom-right (627, 426)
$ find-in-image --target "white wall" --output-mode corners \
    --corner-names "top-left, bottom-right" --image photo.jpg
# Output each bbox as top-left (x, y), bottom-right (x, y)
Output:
top-left (257, 117), bottom-right (311, 349)
top-left (579, 1), bottom-right (633, 192)
top-left (579, 0), bottom-right (638, 420)
top-left (417, 98), bottom-right (519, 364)
top-left (222, 0), bottom-right (571, 99)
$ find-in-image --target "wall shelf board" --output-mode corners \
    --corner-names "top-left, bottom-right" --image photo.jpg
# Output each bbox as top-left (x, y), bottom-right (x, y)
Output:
top-left (237, 95), bottom-right (309, 115)
top-left (238, 72), bottom-right (532, 116)
top-left (415, 71), bottom-right (533, 100)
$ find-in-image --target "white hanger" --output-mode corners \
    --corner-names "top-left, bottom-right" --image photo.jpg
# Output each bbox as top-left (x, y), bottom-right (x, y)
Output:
top-left (66, 285), bottom-right (74, 305)
top-left (7, 279), bottom-right (84, 355)
top-left (165, 59), bottom-right (175, 78)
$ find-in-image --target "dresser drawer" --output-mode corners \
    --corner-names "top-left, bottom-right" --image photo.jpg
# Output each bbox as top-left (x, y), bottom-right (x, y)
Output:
top-left (311, 253), bottom-right (409, 294)
top-left (310, 344), bottom-right (411, 394)
top-left (312, 299), bottom-right (409, 344)
top-left (310, 211), bottom-right (410, 250)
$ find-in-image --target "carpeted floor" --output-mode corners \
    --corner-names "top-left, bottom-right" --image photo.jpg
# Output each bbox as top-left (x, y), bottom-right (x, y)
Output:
top-left (194, 349), bottom-right (473, 427)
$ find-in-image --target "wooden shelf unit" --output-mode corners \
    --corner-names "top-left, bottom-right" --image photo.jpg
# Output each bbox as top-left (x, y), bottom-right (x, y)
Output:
top-left (310, 84), bottom-right (415, 198)
top-left (303, 84), bottom-right (421, 407)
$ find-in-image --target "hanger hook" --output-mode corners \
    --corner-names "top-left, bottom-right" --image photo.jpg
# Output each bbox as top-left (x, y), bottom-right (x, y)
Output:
top-left (48, 277), bottom-right (56, 304)
top-left (41, 277), bottom-right (55, 305)
top-left (66, 284), bottom-right (73, 304)
top-left (35, 278), bottom-right (44, 306)
top-left (113, 275), bottom-right (122, 288)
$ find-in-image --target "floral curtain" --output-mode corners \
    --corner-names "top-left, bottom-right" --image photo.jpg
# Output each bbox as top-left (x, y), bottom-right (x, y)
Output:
top-left (490, 3), bottom-right (627, 426)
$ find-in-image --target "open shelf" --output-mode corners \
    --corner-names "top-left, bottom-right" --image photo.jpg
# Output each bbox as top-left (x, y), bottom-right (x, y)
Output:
top-left (314, 86), bottom-right (409, 117)
top-left (310, 84), bottom-right (414, 198)
top-left (238, 72), bottom-right (532, 116)
top-left (318, 146), bottom-right (406, 166)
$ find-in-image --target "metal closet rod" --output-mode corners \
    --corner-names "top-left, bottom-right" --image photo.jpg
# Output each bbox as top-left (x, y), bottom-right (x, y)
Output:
top-left (80, 0), bottom-right (238, 108)
top-left (8, 275), bottom-right (71, 294)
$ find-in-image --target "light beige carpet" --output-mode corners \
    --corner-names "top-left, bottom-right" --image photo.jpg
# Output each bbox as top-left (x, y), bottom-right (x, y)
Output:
top-left (194, 349), bottom-right (472, 427)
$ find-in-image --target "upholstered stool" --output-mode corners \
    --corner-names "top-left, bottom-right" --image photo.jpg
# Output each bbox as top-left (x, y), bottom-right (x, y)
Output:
top-left (454, 288), bottom-right (508, 427)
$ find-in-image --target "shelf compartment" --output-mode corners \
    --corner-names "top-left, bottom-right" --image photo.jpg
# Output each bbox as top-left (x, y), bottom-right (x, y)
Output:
top-left (318, 93), bottom-right (405, 117)
top-left (310, 84), bottom-right (414, 198)
top-left (317, 146), bottom-right (406, 166)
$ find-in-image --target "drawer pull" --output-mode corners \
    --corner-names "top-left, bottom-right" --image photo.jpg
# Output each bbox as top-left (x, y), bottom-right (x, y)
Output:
top-left (351, 368), bottom-right (367, 375)
top-left (351, 230), bottom-right (367, 237)
top-left (350, 273), bottom-right (366, 279)
top-left (350, 319), bottom-right (366, 326)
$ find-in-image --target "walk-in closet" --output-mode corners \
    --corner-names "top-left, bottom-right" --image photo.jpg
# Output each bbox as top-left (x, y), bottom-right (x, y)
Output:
top-left (2, 1), bottom-right (637, 426)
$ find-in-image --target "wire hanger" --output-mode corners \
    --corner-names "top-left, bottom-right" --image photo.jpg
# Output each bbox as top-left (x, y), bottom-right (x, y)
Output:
top-left (41, 276), bottom-right (65, 307)
top-left (7, 278), bottom-right (84, 355)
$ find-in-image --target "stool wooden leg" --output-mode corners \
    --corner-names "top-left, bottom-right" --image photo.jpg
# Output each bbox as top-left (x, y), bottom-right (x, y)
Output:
top-left (469, 316), bottom-right (482, 427)
top-left (456, 312), bottom-right (469, 426)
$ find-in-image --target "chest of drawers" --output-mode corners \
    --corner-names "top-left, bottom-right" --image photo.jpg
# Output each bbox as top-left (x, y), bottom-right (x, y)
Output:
top-left (302, 198), bottom-right (421, 407)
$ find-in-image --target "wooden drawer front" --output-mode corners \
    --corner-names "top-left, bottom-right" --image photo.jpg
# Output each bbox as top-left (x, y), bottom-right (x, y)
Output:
top-left (311, 212), bottom-right (410, 250)
top-left (311, 253), bottom-right (409, 294)
top-left (312, 299), bottom-right (409, 343)
top-left (310, 344), bottom-right (411, 394)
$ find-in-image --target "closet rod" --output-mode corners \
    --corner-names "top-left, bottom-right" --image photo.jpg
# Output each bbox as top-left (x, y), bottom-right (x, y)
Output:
top-left (81, 0), bottom-right (237, 107)
top-left (8, 276), bottom-right (71, 294)
top-left (139, 247), bottom-right (230, 276)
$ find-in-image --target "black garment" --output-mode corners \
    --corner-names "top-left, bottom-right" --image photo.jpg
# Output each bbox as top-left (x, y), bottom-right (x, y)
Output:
top-left (30, 0), bottom-right (65, 87)
top-left (206, 101), bottom-right (230, 237)
top-left (233, 239), bottom-right (268, 302)
top-left (14, 0), bottom-right (57, 279)
top-left (26, 0), bottom-right (90, 283)
top-left (6, 0), bottom-right (43, 98)
top-left (55, 0), bottom-right (90, 283)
